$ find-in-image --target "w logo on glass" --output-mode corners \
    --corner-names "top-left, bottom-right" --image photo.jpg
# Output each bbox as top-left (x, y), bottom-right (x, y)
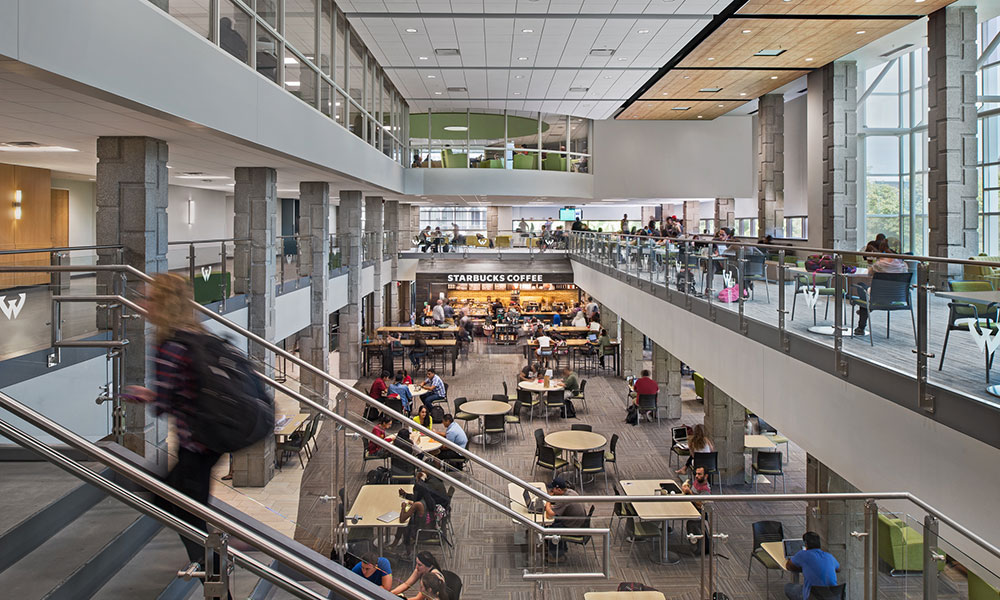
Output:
top-left (0, 293), bottom-right (26, 320)
top-left (201, 266), bottom-right (213, 282)
top-left (802, 287), bottom-right (821, 310)
top-left (967, 321), bottom-right (1000, 357)
top-left (723, 271), bottom-right (736, 290)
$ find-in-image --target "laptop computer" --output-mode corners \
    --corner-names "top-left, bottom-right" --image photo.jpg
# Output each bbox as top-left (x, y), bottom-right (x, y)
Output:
top-left (783, 538), bottom-right (805, 558)
top-left (523, 489), bottom-right (546, 514)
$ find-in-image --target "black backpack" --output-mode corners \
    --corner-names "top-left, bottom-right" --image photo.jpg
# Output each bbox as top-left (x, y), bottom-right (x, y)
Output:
top-left (625, 404), bottom-right (638, 426)
top-left (366, 466), bottom-right (391, 485)
top-left (430, 405), bottom-right (445, 423)
top-left (560, 398), bottom-right (577, 418)
top-left (174, 331), bottom-right (274, 454)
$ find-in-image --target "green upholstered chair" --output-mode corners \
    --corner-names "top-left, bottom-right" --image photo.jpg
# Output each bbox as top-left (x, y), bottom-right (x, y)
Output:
top-left (693, 372), bottom-right (705, 400)
top-left (477, 158), bottom-right (503, 168)
top-left (442, 149), bottom-right (468, 168)
top-left (513, 153), bottom-right (538, 170)
top-left (877, 513), bottom-right (944, 575)
top-left (963, 255), bottom-right (1000, 283)
top-left (969, 570), bottom-right (1000, 600)
top-left (542, 154), bottom-right (567, 171)
top-left (495, 235), bottom-right (511, 248)
top-left (938, 280), bottom-right (1000, 372)
top-left (192, 271), bottom-right (231, 305)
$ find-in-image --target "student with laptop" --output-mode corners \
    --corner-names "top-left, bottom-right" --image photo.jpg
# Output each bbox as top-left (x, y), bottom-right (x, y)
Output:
top-left (784, 531), bottom-right (840, 600)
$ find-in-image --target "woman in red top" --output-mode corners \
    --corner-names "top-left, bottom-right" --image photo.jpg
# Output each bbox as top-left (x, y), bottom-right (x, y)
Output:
top-left (369, 370), bottom-right (390, 400)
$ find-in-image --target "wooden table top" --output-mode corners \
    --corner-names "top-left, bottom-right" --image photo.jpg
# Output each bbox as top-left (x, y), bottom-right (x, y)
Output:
top-left (388, 432), bottom-right (442, 453)
top-left (744, 435), bottom-right (777, 450)
top-left (461, 400), bottom-right (512, 416)
top-left (365, 339), bottom-right (457, 347)
top-left (761, 541), bottom-right (792, 571)
top-left (549, 326), bottom-right (591, 333)
top-left (545, 430), bottom-right (607, 452)
top-left (347, 484), bottom-right (414, 528)
top-left (525, 339), bottom-right (594, 347)
top-left (584, 593), bottom-right (666, 600)
top-left (408, 384), bottom-right (429, 397)
top-left (936, 290), bottom-right (1000, 304)
top-left (518, 379), bottom-right (565, 392)
top-left (507, 481), bottom-right (553, 525)
top-left (274, 413), bottom-right (308, 436)
top-left (377, 325), bottom-right (459, 333)
top-left (619, 479), bottom-right (701, 521)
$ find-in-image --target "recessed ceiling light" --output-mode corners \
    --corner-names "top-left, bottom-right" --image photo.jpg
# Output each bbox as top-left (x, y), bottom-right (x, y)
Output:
top-left (707, 57), bottom-right (715, 61)
top-left (856, 30), bottom-right (866, 35)
top-left (513, 92), bottom-right (522, 95)
top-left (604, 75), bottom-right (613, 79)
top-left (740, 92), bottom-right (747, 96)
top-left (637, 29), bottom-right (650, 34)
top-left (427, 74), bottom-right (436, 78)
top-left (754, 49), bottom-right (787, 57)
top-left (671, 107), bottom-right (690, 111)
top-left (285, 80), bottom-right (300, 87)
top-left (683, 75), bottom-right (690, 79)
top-left (434, 91), bottom-right (442, 95)
top-left (770, 75), bottom-right (778, 79)
top-left (718, 104), bottom-right (724, 107)
top-left (443, 126), bottom-right (468, 132)
top-left (405, 28), bottom-right (418, 33)
top-left (742, 29), bottom-right (752, 34)
top-left (805, 57), bottom-right (814, 62)
top-left (518, 56), bottom-right (528, 61)
top-left (418, 56), bottom-right (428, 60)
top-left (662, 92), bottom-right (669, 96)
top-left (515, 75), bottom-right (524, 79)
top-left (283, 56), bottom-right (299, 65)
top-left (522, 28), bottom-right (534, 33)
top-left (697, 115), bottom-right (704, 119)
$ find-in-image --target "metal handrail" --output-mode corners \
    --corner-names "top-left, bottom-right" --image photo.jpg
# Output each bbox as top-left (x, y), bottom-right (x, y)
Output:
top-left (4, 263), bottom-right (1000, 568)
top-left (0, 244), bottom-right (122, 256)
top-left (0, 394), bottom-right (391, 600)
top-left (167, 238), bottom-right (246, 245)
top-left (571, 230), bottom-right (1000, 269)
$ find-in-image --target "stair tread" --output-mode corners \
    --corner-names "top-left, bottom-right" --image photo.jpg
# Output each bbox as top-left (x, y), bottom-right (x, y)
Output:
top-left (90, 528), bottom-right (188, 600)
top-left (0, 497), bottom-right (140, 599)
top-left (0, 461), bottom-right (98, 535)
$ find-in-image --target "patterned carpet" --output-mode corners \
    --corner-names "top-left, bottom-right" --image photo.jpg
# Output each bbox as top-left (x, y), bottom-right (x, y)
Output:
top-left (292, 339), bottom-right (971, 599)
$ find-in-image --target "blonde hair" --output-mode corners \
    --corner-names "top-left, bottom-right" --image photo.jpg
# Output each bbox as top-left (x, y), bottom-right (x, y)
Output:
top-left (147, 273), bottom-right (201, 343)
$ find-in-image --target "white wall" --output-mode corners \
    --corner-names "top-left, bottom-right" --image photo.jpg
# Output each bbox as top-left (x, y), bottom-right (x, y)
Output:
top-left (166, 184), bottom-right (232, 270)
top-left (573, 262), bottom-right (1000, 573)
top-left (592, 117), bottom-right (754, 200)
top-left (409, 168), bottom-right (594, 201)
top-left (807, 71), bottom-right (825, 247)
top-left (785, 95), bottom-right (808, 216)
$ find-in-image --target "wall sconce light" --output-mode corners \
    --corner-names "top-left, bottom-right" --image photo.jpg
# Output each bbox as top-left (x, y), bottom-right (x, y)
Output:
top-left (13, 190), bottom-right (22, 220)
top-left (186, 198), bottom-right (195, 225)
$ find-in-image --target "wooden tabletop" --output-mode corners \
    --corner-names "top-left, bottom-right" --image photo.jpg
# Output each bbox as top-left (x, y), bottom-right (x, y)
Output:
top-left (584, 593), bottom-right (666, 600)
top-left (518, 379), bottom-right (565, 392)
top-left (346, 484), bottom-right (414, 528)
top-left (377, 325), bottom-right (458, 333)
top-left (460, 400), bottom-right (512, 417)
top-left (365, 339), bottom-right (457, 347)
top-left (545, 430), bottom-right (607, 452)
top-left (744, 435), bottom-right (777, 450)
top-left (525, 339), bottom-right (593, 347)
top-left (761, 541), bottom-right (791, 571)
top-left (388, 432), bottom-right (442, 453)
top-left (936, 290), bottom-right (1000, 304)
top-left (507, 481), bottom-right (553, 525)
top-left (549, 326), bottom-right (590, 333)
top-left (274, 413), bottom-right (308, 436)
top-left (619, 479), bottom-right (701, 521)
top-left (408, 384), bottom-right (429, 397)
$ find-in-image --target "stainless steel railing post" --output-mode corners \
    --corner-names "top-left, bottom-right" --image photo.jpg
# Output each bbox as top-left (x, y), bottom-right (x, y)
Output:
top-left (916, 261), bottom-right (935, 413)
top-left (834, 253), bottom-right (847, 377)
top-left (778, 249), bottom-right (789, 353)
top-left (923, 514), bottom-right (941, 600)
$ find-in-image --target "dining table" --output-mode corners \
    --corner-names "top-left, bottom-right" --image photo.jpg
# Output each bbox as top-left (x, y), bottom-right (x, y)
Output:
top-left (619, 479), bottom-right (701, 565)
top-left (545, 430), bottom-right (607, 488)
top-left (787, 266), bottom-right (870, 336)
top-left (460, 400), bottom-right (512, 445)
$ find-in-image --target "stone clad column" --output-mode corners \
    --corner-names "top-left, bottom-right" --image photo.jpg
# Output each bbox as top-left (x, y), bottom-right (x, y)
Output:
top-left (620, 319), bottom-right (644, 378)
top-left (398, 203), bottom-right (414, 252)
top-left (821, 61), bottom-right (859, 250)
top-left (487, 206), bottom-right (499, 240)
top-left (597, 302), bottom-right (618, 339)
top-left (807, 455), bottom-right (865, 600)
top-left (683, 200), bottom-right (701, 235)
top-left (714, 198), bottom-right (735, 231)
top-left (297, 182), bottom-right (330, 409)
top-left (652, 343), bottom-right (681, 420)
top-left (337, 191), bottom-right (363, 380)
top-left (365, 196), bottom-right (384, 330)
top-left (758, 94), bottom-right (785, 238)
top-left (384, 200), bottom-right (400, 325)
top-left (703, 380), bottom-right (746, 485)
top-left (232, 166), bottom-right (277, 487)
top-left (928, 5), bottom-right (978, 280)
top-left (96, 136), bottom-right (168, 460)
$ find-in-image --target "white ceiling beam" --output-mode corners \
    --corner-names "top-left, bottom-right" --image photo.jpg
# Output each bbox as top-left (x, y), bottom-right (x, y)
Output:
top-left (345, 13), bottom-right (710, 20)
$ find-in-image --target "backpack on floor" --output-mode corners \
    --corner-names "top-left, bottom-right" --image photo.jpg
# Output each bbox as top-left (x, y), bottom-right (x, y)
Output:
top-left (430, 405), bottom-right (446, 423)
top-left (366, 466), bottom-right (391, 485)
top-left (618, 582), bottom-right (658, 592)
top-left (625, 404), bottom-right (639, 426)
top-left (173, 331), bottom-right (274, 454)
top-left (560, 398), bottom-right (577, 418)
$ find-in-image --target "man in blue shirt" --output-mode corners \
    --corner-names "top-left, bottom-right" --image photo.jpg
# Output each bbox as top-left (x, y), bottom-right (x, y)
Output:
top-left (551, 312), bottom-right (562, 326)
top-left (387, 371), bottom-right (413, 414)
top-left (420, 368), bottom-right (446, 409)
top-left (785, 531), bottom-right (840, 600)
top-left (437, 413), bottom-right (469, 463)
top-left (350, 552), bottom-right (392, 591)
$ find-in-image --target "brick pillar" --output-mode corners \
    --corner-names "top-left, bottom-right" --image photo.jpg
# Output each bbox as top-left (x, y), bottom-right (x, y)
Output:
top-left (703, 381), bottom-right (746, 486)
top-left (821, 61), bottom-right (859, 250)
top-left (597, 302), bottom-right (618, 339)
top-left (683, 200), bottom-right (701, 235)
top-left (297, 182), bottom-right (330, 410)
top-left (714, 198), bottom-right (735, 230)
top-left (232, 166), bottom-right (277, 487)
top-left (398, 203), bottom-right (414, 252)
top-left (928, 5), bottom-right (979, 281)
top-left (337, 191), bottom-right (363, 380)
top-left (652, 343), bottom-right (681, 420)
top-left (96, 136), bottom-right (169, 460)
top-left (487, 206), bottom-right (499, 239)
top-left (758, 94), bottom-right (785, 238)
top-left (365, 196), bottom-right (384, 330)
top-left (620, 319), bottom-right (644, 378)
top-left (807, 455), bottom-right (866, 600)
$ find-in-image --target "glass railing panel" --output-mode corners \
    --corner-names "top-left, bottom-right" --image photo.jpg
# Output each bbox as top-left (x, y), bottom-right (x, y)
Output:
top-left (166, 241), bottom-right (236, 305)
top-left (164, 0), bottom-right (211, 39)
top-left (255, 22), bottom-right (280, 84)
top-left (219, 0), bottom-right (252, 66)
top-left (930, 514), bottom-right (1000, 600)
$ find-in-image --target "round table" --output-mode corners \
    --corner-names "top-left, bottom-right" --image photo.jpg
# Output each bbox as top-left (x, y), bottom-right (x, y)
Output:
top-left (388, 432), bottom-right (442, 454)
top-left (518, 379), bottom-right (565, 393)
top-left (545, 430), bottom-right (607, 486)
top-left (408, 384), bottom-right (429, 397)
top-left (461, 400), bottom-right (512, 445)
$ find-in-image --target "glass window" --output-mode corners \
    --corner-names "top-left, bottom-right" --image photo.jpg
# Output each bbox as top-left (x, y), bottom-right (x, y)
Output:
top-left (255, 22), bottom-right (279, 83)
top-left (219, 1), bottom-right (251, 65)
top-left (164, 0), bottom-right (211, 39)
top-left (319, 0), bottom-right (333, 77)
top-left (257, 0), bottom-right (279, 29)
top-left (335, 9), bottom-right (347, 89)
top-left (419, 208), bottom-right (487, 235)
top-left (568, 117), bottom-right (590, 173)
top-left (285, 47), bottom-right (317, 106)
top-left (284, 0), bottom-right (316, 60)
top-left (469, 109), bottom-right (505, 168)
top-left (540, 114), bottom-right (568, 172)
top-left (348, 32), bottom-right (365, 139)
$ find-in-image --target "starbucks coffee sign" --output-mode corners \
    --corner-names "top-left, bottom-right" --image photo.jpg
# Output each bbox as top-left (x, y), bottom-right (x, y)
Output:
top-left (446, 273), bottom-right (549, 284)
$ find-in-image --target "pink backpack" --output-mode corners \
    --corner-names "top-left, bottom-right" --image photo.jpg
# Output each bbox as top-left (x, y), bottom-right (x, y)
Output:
top-left (718, 286), bottom-right (740, 303)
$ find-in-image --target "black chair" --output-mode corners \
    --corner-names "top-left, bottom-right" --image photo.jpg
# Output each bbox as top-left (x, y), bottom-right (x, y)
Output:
top-left (390, 457), bottom-right (415, 484)
top-left (574, 450), bottom-right (608, 491)
top-left (505, 398), bottom-right (524, 439)
top-left (636, 393), bottom-right (659, 425)
top-left (276, 415), bottom-right (316, 469)
top-left (559, 505), bottom-right (599, 565)
top-left (442, 570), bottom-right (463, 600)
top-left (503, 380), bottom-right (517, 401)
top-left (383, 395), bottom-right (404, 422)
top-left (747, 520), bottom-right (785, 596)
top-left (743, 251), bottom-right (771, 303)
top-left (544, 389), bottom-right (565, 426)
top-left (533, 445), bottom-right (568, 476)
top-left (669, 426), bottom-right (689, 469)
top-left (359, 436), bottom-right (388, 473)
top-left (692, 451), bottom-right (721, 492)
top-left (610, 485), bottom-right (637, 543)
top-left (791, 272), bottom-right (836, 325)
top-left (604, 433), bottom-right (620, 479)
top-left (483, 414), bottom-right (506, 444)
top-left (752, 451), bottom-right (785, 493)
top-left (850, 271), bottom-right (916, 345)
top-left (573, 379), bottom-right (589, 412)
top-left (937, 280), bottom-right (1000, 374)
top-left (453, 397), bottom-right (476, 430)
top-left (809, 584), bottom-right (847, 600)
top-left (519, 387), bottom-right (540, 421)
top-left (571, 424), bottom-right (593, 431)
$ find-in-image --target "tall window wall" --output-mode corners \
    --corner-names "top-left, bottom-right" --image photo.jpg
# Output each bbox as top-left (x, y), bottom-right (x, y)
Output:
top-left (859, 49), bottom-right (929, 254)
top-left (419, 208), bottom-right (487, 235)
top-left (978, 16), bottom-right (1000, 255)
top-left (150, 0), bottom-right (409, 165)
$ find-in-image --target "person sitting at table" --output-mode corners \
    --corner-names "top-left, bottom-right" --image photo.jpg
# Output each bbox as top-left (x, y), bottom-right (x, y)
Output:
top-left (677, 424), bottom-right (714, 476)
top-left (682, 465), bottom-right (711, 498)
top-left (391, 551), bottom-right (445, 599)
top-left (588, 315), bottom-right (601, 333)
top-left (420, 368), bottom-right (447, 409)
top-left (388, 371), bottom-right (413, 414)
top-left (632, 369), bottom-right (658, 412)
top-left (369, 370), bottom-right (390, 401)
top-left (535, 331), bottom-right (555, 367)
top-left (412, 404), bottom-right (434, 430)
top-left (349, 551), bottom-right (393, 592)
top-left (596, 329), bottom-right (612, 368)
top-left (519, 361), bottom-right (541, 381)
top-left (432, 299), bottom-right (446, 325)
top-left (417, 571), bottom-right (448, 600)
top-left (399, 369), bottom-right (413, 385)
top-left (369, 414), bottom-right (393, 459)
top-left (784, 531), bottom-right (841, 600)
top-left (571, 310), bottom-right (587, 328)
top-left (389, 469), bottom-right (450, 552)
top-left (551, 311), bottom-right (562, 326)
top-left (437, 413), bottom-right (468, 463)
top-left (409, 334), bottom-right (428, 370)
top-left (854, 238), bottom-right (909, 336)
top-left (544, 476), bottom-right (589, 563)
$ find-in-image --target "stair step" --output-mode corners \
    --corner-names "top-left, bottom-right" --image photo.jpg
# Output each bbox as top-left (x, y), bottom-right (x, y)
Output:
top-left (0, 461), bottom-right (98, 535)
top-left (92, 528), bottom-right (190, 600)
top-left (0, 497), bottom-right (140, 599)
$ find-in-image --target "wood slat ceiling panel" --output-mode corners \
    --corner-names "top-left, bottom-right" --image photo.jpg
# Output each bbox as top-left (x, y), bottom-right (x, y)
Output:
top-left (737, 0), bottom-right (958, 17)
top-left (638, 68), bottom-right (808, 101)
top-left (618, 99), bottom-right (751, 120)
top-left (677, 17), bottom-right (916, 69)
